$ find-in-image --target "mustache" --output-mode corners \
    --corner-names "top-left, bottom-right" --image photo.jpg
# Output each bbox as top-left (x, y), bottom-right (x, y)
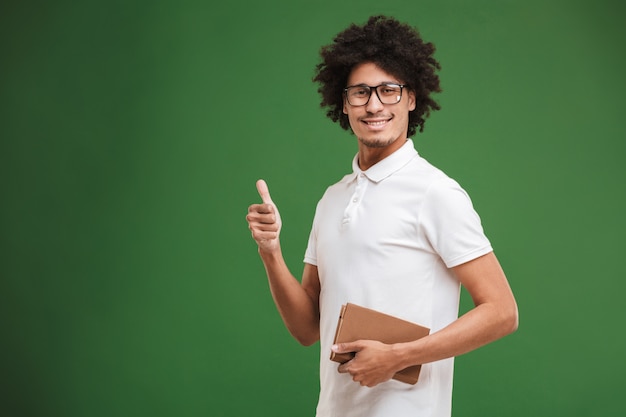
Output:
top-left (359, 113), bottom-right (393, 120)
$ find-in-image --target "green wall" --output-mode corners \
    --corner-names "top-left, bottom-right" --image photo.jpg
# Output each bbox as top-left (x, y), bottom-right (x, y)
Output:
top-left (2, 1), bottom-right (625, 416)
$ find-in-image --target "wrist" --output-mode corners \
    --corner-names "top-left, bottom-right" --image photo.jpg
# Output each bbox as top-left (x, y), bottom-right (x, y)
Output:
top-left (392, 340), bottom-right (425, 370)
top-left (258, 243), bottom-right (282, 261)
top-left (391, 343), bottom-right (411, 370)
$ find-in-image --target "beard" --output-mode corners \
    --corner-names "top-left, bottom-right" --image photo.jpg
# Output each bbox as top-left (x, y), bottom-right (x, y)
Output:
top-left (357, 135), bottom-right (399, 148)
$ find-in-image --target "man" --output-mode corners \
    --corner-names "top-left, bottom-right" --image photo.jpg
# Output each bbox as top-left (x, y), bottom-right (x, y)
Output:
top-left (246, 15), bottom-right (518, 417)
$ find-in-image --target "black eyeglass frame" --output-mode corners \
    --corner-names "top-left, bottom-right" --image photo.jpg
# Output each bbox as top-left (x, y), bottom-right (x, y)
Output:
top-left (343, 83), bottom-right (407, 107)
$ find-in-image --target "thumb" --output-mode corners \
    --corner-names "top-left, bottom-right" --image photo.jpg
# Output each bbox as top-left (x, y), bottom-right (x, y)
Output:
top-left (256, 179), bottom-right (274, 205)
top-left (332, 341), bottom-right (362, 354)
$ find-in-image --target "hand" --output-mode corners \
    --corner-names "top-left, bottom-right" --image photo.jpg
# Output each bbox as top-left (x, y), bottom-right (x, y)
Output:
top-left (247, 179), bottom-right (282, 253)
top-left (333, 340), bottom-right (401, 387)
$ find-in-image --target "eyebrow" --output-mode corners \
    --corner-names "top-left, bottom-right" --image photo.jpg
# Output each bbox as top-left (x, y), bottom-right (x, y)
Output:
top-left (346, 81), bottom-right (402, 88)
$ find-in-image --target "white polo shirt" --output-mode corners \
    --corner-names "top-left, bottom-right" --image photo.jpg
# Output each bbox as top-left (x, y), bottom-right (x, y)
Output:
top-left (304, 139), bottom-right (493, 417)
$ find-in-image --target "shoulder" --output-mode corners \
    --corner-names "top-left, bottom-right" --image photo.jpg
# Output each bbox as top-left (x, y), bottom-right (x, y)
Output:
top-left (388, 153), bottom-right (462, 200)
top-left (320, 172), bottom-right (356, 198)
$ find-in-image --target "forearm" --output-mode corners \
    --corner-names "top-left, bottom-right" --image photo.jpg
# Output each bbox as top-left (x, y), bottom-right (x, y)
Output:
top-left (247, 180), bottom-right (320, 345)
top-left (259, 247), bottom-right (320, 346)
top-left (396, 299), bottom-right (518, 368)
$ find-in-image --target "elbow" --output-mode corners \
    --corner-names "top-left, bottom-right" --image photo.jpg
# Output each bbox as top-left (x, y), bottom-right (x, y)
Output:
top-left (298, 337), bottom-right (319, 347)
top-left (290, 326), bottom-right (320, 347)
top-left (502, 302), bottom-right (519, 336)
top-left (294, 331), bottom-right (320, 347)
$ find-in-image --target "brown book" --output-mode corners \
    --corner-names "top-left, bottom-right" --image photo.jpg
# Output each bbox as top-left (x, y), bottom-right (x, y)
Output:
top-left (330, 303), bottom-right (430, 385)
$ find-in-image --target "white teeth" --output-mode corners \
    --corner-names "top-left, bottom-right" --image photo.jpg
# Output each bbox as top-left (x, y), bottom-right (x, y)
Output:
top-left (365, 120), bottom-right (388, 126)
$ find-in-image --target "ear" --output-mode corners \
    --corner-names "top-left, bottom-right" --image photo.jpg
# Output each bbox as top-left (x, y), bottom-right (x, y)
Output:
top-left (407, 89), bottom-right (416, 111)
top-left (343, 98), bottom-right (348, 114)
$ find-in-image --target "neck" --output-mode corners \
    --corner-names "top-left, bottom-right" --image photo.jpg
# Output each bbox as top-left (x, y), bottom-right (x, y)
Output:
top-left (357, 137), bottom-right (407, 170)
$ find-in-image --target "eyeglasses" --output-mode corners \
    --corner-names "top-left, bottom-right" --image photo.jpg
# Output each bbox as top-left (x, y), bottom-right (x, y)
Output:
top-left (343, 83), bottom-right (406, 106)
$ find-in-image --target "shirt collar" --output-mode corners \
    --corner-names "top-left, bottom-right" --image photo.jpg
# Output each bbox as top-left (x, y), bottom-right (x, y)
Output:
top-left (349, 139), bottom-right (418, 183)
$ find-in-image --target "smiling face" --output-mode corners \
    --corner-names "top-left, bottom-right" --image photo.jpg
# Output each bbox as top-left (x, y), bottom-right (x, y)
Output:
top-left (343, 62), bottom-right (416, 151)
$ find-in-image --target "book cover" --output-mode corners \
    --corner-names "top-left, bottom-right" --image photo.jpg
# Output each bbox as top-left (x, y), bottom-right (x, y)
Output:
top-left (330, 303), bottom-right (430, 385)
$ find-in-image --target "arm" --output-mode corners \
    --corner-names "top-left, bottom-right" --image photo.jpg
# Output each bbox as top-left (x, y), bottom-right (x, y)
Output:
top-left (335, 252), bottom-right (518, 386)
top-left (246, 179), bottom-right (320, 346)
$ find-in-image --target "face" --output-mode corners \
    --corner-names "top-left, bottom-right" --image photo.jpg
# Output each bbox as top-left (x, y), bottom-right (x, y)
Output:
top-left (343, 62), bottom-right (416, 149)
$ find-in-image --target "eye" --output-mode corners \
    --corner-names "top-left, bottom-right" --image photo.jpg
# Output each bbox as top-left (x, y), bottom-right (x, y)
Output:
top-left (380, 85), bottom-right (401, 95)
top-left (350, 87), bottom-right (369, 97)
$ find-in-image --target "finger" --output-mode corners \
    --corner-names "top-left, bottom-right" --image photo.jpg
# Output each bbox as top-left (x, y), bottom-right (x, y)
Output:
top-left (337, 362), bottom-right (349, 374)
top-left (248, 203), bottom-right (275, 216)
top-left (332, 342), bottom-right (361, 354)
top-left (250, 229), bottom-right (279, 242)
top-left (256, 179), bottom-right (273, 205)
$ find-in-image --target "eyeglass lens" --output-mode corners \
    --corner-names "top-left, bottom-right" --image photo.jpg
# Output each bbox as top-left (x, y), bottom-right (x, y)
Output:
top-left (346, 84), bottom-right (402, 106)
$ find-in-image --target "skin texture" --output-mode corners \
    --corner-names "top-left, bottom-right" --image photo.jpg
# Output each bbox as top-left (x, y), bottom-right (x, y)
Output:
top-left (343, 62), bottom-right (415, 170)
top-left (246, 61), bottom-right (518, 389)
top-left (313, 15), bottom-right (441, 137)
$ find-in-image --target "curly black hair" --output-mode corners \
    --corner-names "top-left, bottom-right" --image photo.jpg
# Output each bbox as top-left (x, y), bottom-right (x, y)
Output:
top-left (313, 15), bottom-right (441, 137)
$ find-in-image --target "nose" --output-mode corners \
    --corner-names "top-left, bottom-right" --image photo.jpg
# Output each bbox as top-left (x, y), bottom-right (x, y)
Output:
top-left (365, 90), bottom-right (385, 113)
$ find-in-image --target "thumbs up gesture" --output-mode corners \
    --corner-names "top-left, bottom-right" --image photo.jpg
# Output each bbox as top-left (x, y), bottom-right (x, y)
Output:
top-left (247, 179), bottom-right (282, 253)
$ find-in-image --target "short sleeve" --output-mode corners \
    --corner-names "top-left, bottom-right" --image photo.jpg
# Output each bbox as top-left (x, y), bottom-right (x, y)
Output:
top-left (420, 178), bottom-right (493, 268)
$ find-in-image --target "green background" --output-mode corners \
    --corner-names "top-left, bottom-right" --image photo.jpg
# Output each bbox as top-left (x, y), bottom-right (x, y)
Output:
top-left (2, 0), bottom-right (624, 416)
